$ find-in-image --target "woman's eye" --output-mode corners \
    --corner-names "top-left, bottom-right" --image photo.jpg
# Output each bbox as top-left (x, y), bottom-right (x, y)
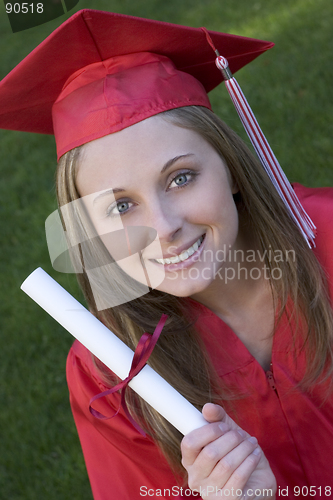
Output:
top-left (117, 201), bottom-right (130, 213)
top-left (169, 172), bottom-right (193, 189)
top-left (107, 200), bottom-right (132, 216)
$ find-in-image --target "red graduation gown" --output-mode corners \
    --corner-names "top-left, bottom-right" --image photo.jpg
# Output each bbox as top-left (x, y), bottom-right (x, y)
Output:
top-left (66, 184), bottom-right (333, 499)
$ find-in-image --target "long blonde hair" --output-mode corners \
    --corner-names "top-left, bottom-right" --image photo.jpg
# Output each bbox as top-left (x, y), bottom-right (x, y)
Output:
top-left (56, 106), bottom-right (333, 474)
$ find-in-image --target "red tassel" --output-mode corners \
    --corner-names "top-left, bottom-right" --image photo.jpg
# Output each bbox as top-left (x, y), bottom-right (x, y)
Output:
top-left (201, 27), bottom-right (316, 247)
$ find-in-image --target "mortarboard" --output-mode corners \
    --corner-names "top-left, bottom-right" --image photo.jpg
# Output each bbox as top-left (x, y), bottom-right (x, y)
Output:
top-left (0, 9), bottom-right (272, 158)
top-left (0, 9), bottom-right (315, 245)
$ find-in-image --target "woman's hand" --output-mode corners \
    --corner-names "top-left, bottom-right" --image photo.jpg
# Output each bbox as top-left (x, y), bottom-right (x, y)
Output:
top-left (181, 403), bottom-right (277, 499)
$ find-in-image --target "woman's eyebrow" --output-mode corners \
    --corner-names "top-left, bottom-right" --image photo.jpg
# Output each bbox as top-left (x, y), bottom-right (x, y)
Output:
top-left (93, 153), bottom-right (195, 204)
top-left (160, 153), bottom-right (194, 174)
top-left (93, 188), bottom-right (124, 205)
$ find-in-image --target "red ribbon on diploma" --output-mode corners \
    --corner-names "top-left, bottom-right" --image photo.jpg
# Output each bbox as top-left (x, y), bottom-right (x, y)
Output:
top-left (89, 314), bottom-right (168, 436)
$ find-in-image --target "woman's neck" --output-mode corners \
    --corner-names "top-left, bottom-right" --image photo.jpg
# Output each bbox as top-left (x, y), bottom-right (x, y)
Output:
top-left (190, 220), bottom-right (276, 370)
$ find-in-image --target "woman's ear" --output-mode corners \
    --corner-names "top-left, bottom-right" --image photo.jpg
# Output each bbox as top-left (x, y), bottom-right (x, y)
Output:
top-left (229, 172), bottom-right (239, 195)
top-left (225, 164), bottom-right (239, 195)
top-left (231, 179), bottom-right (239, 195)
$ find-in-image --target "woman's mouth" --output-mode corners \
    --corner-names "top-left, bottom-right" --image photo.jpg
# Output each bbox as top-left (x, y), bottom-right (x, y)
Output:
top-left (150, 234), bottom-right (206, 270)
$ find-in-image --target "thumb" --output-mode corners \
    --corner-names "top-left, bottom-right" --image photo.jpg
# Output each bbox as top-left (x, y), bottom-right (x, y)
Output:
top-left (202, 403), bottom-right (227, 423)
top-left (202, 403), bottom-right (249, 435)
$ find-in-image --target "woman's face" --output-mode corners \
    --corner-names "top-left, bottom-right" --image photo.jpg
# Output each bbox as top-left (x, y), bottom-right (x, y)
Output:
top-left (76, 114), bottom-right (240, 298)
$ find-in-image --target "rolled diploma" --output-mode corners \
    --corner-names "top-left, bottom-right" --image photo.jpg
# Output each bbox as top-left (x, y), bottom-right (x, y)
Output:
top-left (21, 267), bottom-right (207, 435)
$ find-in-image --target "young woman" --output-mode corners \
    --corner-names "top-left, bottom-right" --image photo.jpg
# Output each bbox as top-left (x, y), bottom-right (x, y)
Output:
top-left (1, 8), bottom-right (333, 500)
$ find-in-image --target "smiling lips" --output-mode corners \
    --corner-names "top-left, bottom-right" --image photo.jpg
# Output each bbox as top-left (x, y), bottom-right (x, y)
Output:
top-left (153, 235), bottom-right (205, 265)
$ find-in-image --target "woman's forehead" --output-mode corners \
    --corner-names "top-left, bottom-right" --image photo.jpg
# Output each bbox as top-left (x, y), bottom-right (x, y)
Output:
top-left (77, 115), bottom-right (216, 192)
top-left (82, 115), bottom-right (202, 156)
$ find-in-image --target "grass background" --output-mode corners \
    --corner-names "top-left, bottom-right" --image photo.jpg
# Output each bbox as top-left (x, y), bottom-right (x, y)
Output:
top-left (0, 0), bottom-right (332, 498)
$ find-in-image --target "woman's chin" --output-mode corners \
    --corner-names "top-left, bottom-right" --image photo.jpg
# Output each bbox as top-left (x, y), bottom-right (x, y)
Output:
top-left (154, 274), bottom-right (214, 298)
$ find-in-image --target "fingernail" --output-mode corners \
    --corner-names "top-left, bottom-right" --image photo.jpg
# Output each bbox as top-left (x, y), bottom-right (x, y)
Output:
top-left (219, 423), bottom-right (229, 433)
top-left (248, 436), bottom-right (258, 445)
top-left (252, 446), bottom-right (261, 456)
top-left (237, 429), bottom-right (247, 438)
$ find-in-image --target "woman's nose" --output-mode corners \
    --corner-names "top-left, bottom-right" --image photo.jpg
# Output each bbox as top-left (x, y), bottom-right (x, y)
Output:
top-left (143, 197), bottom-right (182, 243)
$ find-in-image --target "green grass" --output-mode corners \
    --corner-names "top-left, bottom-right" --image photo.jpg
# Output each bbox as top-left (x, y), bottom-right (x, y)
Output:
top-left (0, 0), bottom-right (332, 498)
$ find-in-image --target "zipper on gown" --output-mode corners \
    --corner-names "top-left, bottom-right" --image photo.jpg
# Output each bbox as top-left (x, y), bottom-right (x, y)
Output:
top-left (266, 364), bottom-right (278, 393)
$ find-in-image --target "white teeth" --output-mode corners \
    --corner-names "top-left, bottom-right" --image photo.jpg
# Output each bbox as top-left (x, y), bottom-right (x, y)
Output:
top-left (192, 241), bottom-right (199, 252)
top-left (179, 251), bottom-right (189, 261)
top-left (155, 235), bottom-right (204, 265)
top-left (188, 244), bottom-right (197, 256)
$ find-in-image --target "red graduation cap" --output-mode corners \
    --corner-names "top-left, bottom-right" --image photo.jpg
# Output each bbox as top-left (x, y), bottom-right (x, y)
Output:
top-left (0, 9), bottom-right (315, 245)
top-left (0, 9), bottom-right (271, 158)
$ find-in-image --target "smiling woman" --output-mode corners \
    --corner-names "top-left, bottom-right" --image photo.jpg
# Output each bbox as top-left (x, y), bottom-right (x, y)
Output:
top-left (1, 8), bottom-right (333, 500)
top-left (75, 114), bottom-right (239, 299)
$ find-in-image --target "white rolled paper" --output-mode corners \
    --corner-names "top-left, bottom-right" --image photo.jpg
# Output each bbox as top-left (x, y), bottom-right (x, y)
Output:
top-left (20, 267), bottom-right (207, 435)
